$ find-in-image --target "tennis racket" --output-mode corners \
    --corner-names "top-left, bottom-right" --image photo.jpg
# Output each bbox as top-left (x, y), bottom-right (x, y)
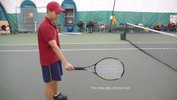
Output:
top-left (74, 57), bottom-right (125, 81)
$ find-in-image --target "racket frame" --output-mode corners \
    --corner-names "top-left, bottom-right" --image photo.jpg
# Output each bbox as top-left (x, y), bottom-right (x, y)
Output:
top-left (94, 57), bottom-right (125, 81)
top-left (74, 57), bottom-right (125, 81)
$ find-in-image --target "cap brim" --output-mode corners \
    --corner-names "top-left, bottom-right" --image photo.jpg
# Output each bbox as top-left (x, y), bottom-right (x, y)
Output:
top-left (55, 8), bottom-right (65, 14)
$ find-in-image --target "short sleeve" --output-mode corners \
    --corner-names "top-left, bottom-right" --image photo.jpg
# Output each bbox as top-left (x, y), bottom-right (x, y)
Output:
top-left (41, 24), bottom-right (55, 42)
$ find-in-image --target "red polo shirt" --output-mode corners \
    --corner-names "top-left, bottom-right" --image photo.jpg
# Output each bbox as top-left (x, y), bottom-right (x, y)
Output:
top-left (38, 17), bottom-right (60, 66)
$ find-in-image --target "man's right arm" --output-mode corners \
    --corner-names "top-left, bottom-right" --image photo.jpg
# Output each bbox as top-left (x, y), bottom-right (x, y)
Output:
top-left (48, 40), bottom-right (74, 71)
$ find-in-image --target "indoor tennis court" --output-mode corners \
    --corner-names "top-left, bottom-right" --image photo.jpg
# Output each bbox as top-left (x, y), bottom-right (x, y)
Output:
top-left (1, 0), bottom-right (177, 100)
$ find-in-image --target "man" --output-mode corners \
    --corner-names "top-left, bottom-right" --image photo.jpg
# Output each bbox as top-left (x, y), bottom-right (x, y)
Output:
top-left (37, 1), bottom-right (74, 100)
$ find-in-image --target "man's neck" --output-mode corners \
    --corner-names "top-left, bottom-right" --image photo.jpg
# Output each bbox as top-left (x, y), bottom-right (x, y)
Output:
top-left (46, 15), bottom-right (53, 21)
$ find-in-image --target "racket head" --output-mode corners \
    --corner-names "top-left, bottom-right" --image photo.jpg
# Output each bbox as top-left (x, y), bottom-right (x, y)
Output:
top-left (94, 57), bottom-right (125, 81)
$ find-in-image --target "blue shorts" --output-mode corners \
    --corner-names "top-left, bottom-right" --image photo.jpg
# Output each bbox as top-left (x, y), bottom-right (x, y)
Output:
top-left (41, 60), bottom-right (63, 83)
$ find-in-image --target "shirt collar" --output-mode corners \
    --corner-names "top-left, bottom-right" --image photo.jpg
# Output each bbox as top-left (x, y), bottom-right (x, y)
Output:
top-left (45, 16), bottom-right (56, 27)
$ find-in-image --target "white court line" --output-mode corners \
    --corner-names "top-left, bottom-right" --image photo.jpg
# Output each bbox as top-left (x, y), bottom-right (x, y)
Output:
top-left (0, 48), bottom-right (177, 52)
top-left (0, 42), bottom-right (129, 46)
top-left (144, 48), bottom-right (177, 50)
top-left (0, 50), bottom-right (38, 52)
top-left (1, 41), bottom-right (177, 46)
top-left (0, 44), bottom-right (37, 46)
top-left (0, 48), bottom-right (137, 52)
top-left (133, 42), bottom-right (177, 44)
top-left (62, 42), bottom-right (129, 45)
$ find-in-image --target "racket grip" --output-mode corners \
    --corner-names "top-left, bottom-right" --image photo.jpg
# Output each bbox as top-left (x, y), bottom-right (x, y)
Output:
top-left (74, 67), bottom-right (84, 70)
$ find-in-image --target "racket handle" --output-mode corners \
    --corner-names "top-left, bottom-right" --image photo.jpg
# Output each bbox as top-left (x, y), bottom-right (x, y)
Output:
top-left (74, 67), bottom-right (85, 70)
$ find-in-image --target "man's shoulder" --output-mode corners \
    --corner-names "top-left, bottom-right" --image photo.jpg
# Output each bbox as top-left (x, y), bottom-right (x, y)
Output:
top-left (38, 22), bottom-right (51, 34)
top-left (39, 20), bottom-right (50, 29)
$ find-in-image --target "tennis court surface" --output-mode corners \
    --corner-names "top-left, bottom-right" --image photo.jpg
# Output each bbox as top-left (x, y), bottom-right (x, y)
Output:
top-left (0, 32), bottom-right (177, 100)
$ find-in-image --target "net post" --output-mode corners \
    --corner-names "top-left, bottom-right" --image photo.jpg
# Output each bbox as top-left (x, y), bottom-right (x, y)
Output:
top-left (34, 20), bottom-right (36, 32)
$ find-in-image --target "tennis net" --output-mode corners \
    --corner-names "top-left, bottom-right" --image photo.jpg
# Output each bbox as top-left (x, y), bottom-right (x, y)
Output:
top-left (125, 23), bottom-right (177, 71)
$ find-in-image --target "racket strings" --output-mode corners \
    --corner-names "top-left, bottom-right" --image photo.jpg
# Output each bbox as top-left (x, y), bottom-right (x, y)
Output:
top-left (96, 59), bottom-right (123, 80)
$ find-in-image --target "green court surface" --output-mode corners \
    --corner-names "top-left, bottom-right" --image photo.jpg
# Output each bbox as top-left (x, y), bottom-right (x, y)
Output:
top-left (0, 32), bottom-right (124, 44)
